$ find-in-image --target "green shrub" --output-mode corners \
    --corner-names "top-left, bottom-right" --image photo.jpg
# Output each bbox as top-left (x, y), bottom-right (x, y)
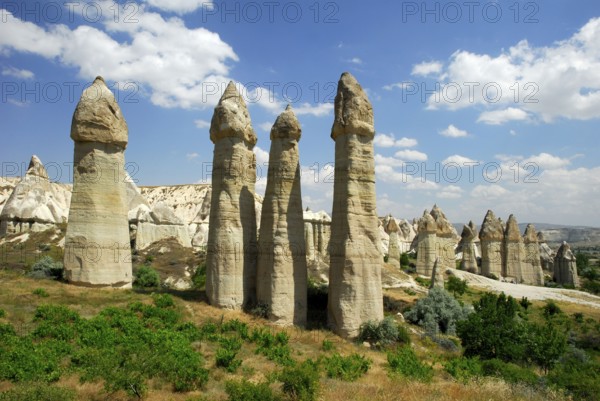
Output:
top-left (542, 300), bottom-right (562, 318)
top-left (0, 383), bottom-right (76, 401)
top-left (28, 256), bottom-right (63, 280)
top-left (134, 265), bottom-right (161, 288)
top-left (446, 276), bottom-right (468, 297)
top-left (547, 348), bottom-right (600, 401)
top-left (152, 293), bottom-right (175, 308)
top-left (192, 263), bottom-right (206, 289)
top-left (216, 337), bottom-right (243, 372)
top-left (414, 277), bottom-right (431, 288)
top-left (249, 302), bottom-right (270, 319)
top-left (0, 309), bottom-right (5, 318)
top-left (358, 316), bottom-right (409, 348)
top-left (457, 292), bottom-right (527, 362)
top-left (443, 356), bottom-right (482, 383)
top-left (225, 379), bottom-right (279, 401)
top-left (279, 359), bottom-right (320, 401)
top-left (405, 287), bottom-right (470, 336)
top-left (251, 328), bottom-right (294, 366)
top-left (221, 319), bottom-right (250, 340)
top-left (322, 339), bottom-right (334, 351)
top-left (400, 253), bottom-right (410, 267)
top-left (387, 346), bottom-right (433, 382)
top-left (527, 321), bottom-right (567, 373)
top-left (519, 297), bottom-right (532, 310)
top-left (33, 288), bottom-right (49, 298)
top-left (323, 353), bottom-right (371, 381)
top-left (480, 359), bottom-right (538, 385)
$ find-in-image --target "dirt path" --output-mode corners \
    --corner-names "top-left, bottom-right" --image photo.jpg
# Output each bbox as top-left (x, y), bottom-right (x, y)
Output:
top-left (449, 268), bottom-right (600, 309)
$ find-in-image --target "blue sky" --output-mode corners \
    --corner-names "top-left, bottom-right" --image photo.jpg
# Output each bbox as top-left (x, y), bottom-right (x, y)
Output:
top-left (1, 0), bottom-right (600, 226)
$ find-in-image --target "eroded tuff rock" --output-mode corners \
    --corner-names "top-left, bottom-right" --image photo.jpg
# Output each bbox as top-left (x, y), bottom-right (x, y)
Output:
top-left (135, 201), bottom-right (192, 250)
top-left (430, 257), bottom-right (445, 289)
top-left (206, 82), bottom-right (258, 310)
top-left (554, 241), bottom-right (579, 287)
top-left (64, 76), bottom-right (132, 288)
top-left (256, 105), bottom-right (307, 326)
top-left (503, 214), bottom-right (524, 282)
top-left (416, 210), bottom-right (437, 276)
top-left (458, 221), bottom-right (479, 273)
top-left (386, 216), bottom-right (401, 268)
top-left (522, 224), bottom-right (545, 286)
top-left (479, 210), bottom-right (504, 278)
top-left (328, 72), bottom-right (383, 338)
top-left (0, 155), bottom-right (71, 235)
top-left (431, 205), bottom-right (458, 270)
top-left (538, 232), bottom-right (555, 272)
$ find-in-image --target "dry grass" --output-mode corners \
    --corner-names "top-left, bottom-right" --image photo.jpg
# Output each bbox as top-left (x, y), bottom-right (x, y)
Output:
top-left (0, 267), bottom-right (578, 401)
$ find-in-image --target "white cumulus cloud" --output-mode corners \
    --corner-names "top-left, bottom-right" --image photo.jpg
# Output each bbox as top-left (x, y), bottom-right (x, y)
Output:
top-left (477, 107), bottom-right (530, 125)
top-left (439, 124), bottom-right (468, 138)
top-left (394, 149), bottom-right (428, 161)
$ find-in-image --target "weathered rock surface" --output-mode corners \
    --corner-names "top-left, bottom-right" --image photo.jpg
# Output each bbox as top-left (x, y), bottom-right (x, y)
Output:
top-left (0, 156), bottom-right (71, 235)
top-left (431, 205), bottom-right (459, 270)
top-left (64, 76), bottom-right (132, 288)
top-left (328, 72), bottom-right (383, 338)
top-left (416, 210), bottom-right (437, 276)
top-left (522, 224), bottom-right (545, 286)
top-left (256, 105), bottom-right (307, 326)
top-left (386, 216), bottom-right (401, 268)
top-left (135, 201), bottom-right (192, 250)
top-left (430, 257), bottom-right (445, 288)
top-left (554, 241), bottom-right (580, 287)
top-left (503, 214), bottom-right (524, 282)
top-left (458, 221), bottom-right (479, 273)
top-left (479, 210), bottom-right (504, 278)
top-left (538, 232), bottom-right (555, 272)
top-left (206, 82), bottom-right (258, 310)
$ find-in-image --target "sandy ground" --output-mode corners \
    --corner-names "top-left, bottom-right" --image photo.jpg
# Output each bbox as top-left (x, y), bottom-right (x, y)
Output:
top-left (449, 268), bottom-right (600, 309)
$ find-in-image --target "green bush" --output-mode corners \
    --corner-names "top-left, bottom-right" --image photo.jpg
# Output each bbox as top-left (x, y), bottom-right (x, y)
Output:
top-left (519, 297), bottom-right (532, 310)
top-left (323, 353), bottom-right (371, 381)
top-left (0, 383), bottom-right (76, 401)
top-left (414, 277), bottom-right (431, 288)
top-left (457, 292), bottom-right (527, 362)
top-left (446, 276), bottom-right (468, 297)
top-left (216, 337), bottom-right (243, 373)
top-left (443, 356), bottom-right (482, 383)
top-left (547, 347), bottom-right (600, 401)
top-left (33, 288), bottom-right (49, 298)
top-left (387, 346), bottom-right (433, 382)
top-left (279, 359), bottom-right (320, 401)
top-left (542, 300), bottom-right (562, 318)
top-left (28, 256), bottom-right (64, 280)
top-left (0, 309), bottom-right (5, 318)
top-left (192, 263), bottom-right (206, 289)
top-left (152, 293), bottom-right (175, 308)
top-left (357, 316), bottom-right (410, 348)
top-left (134, 265), bottom-right (161, 288)
top-left (527, 321), bottom-right (567, 373)
top-left (251, 328), bottom-right (294, 366)
top-left (400, 253), bottom-right (410, 267)
top-left (322, 339), bottom-right (334, 351)
top-left (405, 287), bottom-right (470, 336)
top-left (225, 379), bottom-right (279, 401)
top-left (480, 359), bottom-right (538, 386)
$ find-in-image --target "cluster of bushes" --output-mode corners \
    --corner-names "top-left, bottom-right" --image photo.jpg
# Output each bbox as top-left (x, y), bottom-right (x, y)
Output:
top-left (405, 287), bottom-right (470, 337)
top-left (577, 251), bottom-right (600, 295)
top-left (0, 294), bottom-right (209, 398)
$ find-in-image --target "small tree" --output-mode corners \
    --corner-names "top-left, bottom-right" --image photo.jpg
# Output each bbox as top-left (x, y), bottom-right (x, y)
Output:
top-left (457, 292), bottom-right (527, 362)
top-left (527, 321), bottom-right (567, 374)
top-left (446, 276), bottom-right (468, 297)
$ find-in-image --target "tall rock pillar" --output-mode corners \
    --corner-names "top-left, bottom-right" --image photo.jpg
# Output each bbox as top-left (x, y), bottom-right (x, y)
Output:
top-left (206, 82), bottom-right (258, 309)
top-left (327, 72), bottom-right (383, 338)
top-left (256, 105), bottom-right (307, 326)
top-left (479, 210), bottom-right (504, 278)
top-left (416, 210), bottom-right (437, 276)
top-left (64, 76), bottom-right (132, 288)
top-left (459, 221), bottom-right (479, 273)
top-left (554, 242), bottom-right (580, 287)
top-left (503, 214), bottom-right (524, 282)
top-left (522, 224), bottom-right (545, 286)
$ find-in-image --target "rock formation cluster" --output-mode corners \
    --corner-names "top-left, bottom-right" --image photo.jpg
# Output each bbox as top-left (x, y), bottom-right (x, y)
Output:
top-left (63, 76), bottom-right (132, 288)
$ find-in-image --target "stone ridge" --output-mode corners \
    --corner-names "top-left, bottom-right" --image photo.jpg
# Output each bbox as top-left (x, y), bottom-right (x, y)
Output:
top-left (70, 76), bottom-right (128, 147)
